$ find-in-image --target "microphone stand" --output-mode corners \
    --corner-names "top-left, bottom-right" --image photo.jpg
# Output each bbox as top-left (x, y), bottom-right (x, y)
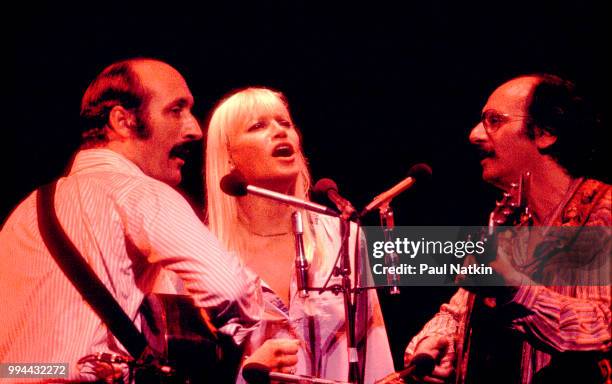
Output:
top-left (378, 201), bottom-right (400, 295)
top-left (338, 218), bottom-right (360, 384)
top-left (292, 211), bottom-right (309, 298)
top-left (290, 210), bottom-right (362, 384)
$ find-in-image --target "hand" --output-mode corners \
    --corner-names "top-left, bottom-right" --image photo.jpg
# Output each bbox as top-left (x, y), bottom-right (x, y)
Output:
top-left (457, 250), bottom-right (526, 297)
top-left (243, 338), bottom-right (300, 374)
top-left (404, 336), bottom-right (454, 384)
top-left (488, 252), bottom-right (527, 287)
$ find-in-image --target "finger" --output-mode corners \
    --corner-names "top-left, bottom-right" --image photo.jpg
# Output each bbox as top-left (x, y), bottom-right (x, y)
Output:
top-left (410, 374), bottom-right (445, 384)
top-left (273, 340), bottom-right (300, 355)
top-left (279, 365), bottom-right (297, 374)
top-left (430, 364), bottom-right (454, 379)
top-left (378, 378), bottom-right (404, 384)
top-left (273, 338), bottom-right (301, 345)
top-left (278, 354), bottom-right (298, 367)
top-left (404, 353), bottom-right (413, 367)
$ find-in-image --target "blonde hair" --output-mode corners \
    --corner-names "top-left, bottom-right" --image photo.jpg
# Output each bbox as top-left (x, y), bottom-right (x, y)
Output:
top-left (205, 87), bottom-right (320, 264)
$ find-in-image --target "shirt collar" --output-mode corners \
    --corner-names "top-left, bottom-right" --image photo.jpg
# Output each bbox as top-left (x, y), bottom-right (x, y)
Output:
top-left (68, 148), bottom-right (146, 177)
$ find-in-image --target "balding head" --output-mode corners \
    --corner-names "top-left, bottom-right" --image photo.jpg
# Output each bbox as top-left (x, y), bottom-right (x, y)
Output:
top-left (80, 58), bottom-right (170, 147)
top-left (485, 76), bottom-right (540, 115)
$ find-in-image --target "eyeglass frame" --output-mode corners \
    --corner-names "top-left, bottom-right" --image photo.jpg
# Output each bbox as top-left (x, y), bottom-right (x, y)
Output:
top-left (480, 109), bottom-right (531, 133)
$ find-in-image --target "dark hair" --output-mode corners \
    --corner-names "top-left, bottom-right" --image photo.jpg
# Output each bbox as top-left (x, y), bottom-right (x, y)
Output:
top-left (79, 59), bottom-right (150, 147)
top-left (525, 74), bottom-right (601, 178)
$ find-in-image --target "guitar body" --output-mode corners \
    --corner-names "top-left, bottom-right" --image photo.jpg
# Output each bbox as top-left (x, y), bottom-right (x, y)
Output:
top-left (138, 293), bottom-right (243, 384)
top-left (462, 297), bottom-right (523, 384)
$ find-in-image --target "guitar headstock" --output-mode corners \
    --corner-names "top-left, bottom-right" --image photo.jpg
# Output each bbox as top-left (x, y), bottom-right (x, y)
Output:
top-left (488, 172), bottom-right (532, 232)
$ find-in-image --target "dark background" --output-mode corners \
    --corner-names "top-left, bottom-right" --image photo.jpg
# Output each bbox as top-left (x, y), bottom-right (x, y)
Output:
top-left (4, 0), bottom-right (610, 370)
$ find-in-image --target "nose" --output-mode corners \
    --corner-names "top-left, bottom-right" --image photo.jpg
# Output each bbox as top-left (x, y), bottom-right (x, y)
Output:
top-left (469, 121), bottom-right (487, 145)
top-left (183, 114), bottom-right (203, 140)
top-left (271, 120), bottom-right (288, 138)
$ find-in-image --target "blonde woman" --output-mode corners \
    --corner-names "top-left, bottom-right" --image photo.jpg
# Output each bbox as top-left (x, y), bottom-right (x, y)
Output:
top-left (205, 87), bottom-right (394, 383)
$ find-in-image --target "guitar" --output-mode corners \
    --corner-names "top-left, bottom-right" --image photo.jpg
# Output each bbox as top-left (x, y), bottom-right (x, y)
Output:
top-left (138, 293), bottom-right (243, 384)
top-left (456, 174), bottom-right (612, 384)
top-left (454, 172), bottom-right (531, 384)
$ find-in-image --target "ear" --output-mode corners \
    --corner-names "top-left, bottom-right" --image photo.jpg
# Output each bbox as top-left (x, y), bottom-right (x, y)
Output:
top-left (108, 106), bottom-right (137, 139)
top-left (533, 127), bottom-right (558, 150)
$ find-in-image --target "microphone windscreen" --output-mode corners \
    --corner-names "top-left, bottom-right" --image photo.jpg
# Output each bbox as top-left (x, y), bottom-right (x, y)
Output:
top-left (410, 353), bottom-right (436, 376)
top-left (312, 178), bottom-right (338, 201)
top-left (407, 163), bottom-right (433, 179)
top-left (242, 362), bottom-right (271, 384)
top-left (220, 170), bottom-right (248, 196)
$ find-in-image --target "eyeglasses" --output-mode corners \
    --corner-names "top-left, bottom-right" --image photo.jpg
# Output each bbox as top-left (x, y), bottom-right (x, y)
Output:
top-left (480, 110), bottom-right (530, 133)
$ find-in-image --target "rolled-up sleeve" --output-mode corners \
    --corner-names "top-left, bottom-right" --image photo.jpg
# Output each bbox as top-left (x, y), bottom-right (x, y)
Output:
top-left (405, 288), bottom-right (469, 356)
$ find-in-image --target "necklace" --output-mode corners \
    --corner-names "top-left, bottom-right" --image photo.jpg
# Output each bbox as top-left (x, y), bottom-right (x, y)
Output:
top-left (247, 229), bottom-right (292, 237)
top-left (238, 215), bottom-right (292, 237)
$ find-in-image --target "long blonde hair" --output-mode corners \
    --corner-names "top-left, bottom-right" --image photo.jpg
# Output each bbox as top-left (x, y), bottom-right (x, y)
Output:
top-left (205, 87), bottom-right (319, 264)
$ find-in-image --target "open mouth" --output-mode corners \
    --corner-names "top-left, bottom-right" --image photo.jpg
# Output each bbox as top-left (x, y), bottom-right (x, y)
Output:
top-left (477, 148), bottom-right (495, 159)
top-left (170, 142), bottom-right (196, 161)
top-left (272, 143), bottom-right (295, 158)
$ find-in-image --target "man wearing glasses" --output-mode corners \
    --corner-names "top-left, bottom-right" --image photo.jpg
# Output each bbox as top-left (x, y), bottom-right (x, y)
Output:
top-left (403, 74), bottom-right (610, 383)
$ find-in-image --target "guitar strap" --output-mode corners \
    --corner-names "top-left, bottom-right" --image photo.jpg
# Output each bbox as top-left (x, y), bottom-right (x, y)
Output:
top-left (36, 181), bottom-right (150, 361)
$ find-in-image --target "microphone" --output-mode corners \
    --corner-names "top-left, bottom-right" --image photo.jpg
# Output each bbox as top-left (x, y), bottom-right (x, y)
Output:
top-left (360, 163), bottom-right (432, 217)
top-left (291, 212), bottom-right (309, 298)
top-left (242, 363), bottom-right (352, 384)
top-left (374, 353), bottom-right (435, 384)
top-left (313, 178), bottom-right (357, 220)
top-left (220, 170), bottom-right (339, 217)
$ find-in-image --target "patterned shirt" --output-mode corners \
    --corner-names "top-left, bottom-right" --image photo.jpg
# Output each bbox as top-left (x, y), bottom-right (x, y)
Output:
top-left (406, 178), bottom-right (611, 383)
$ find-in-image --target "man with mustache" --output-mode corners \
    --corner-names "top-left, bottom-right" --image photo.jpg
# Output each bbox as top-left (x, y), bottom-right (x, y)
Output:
top-left (0, 58), bottom-right (259, 382)
top-left (404, 74), bottom-right (610, 383)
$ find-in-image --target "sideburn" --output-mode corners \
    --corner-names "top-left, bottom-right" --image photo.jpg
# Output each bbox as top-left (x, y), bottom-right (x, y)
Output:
top-left (132, 110), bottom-right (152, 140)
